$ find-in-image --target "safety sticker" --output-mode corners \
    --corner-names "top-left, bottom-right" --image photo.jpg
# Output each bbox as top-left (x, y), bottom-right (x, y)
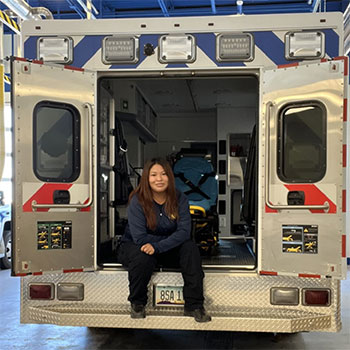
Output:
top-left (37, 221), bottom-right (72, 250)
top-left (282, 225), bottom-right (318, 254)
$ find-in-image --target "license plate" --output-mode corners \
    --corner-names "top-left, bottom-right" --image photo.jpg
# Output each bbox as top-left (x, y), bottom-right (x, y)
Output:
top-left (154, 284), bottom-right (184, 306)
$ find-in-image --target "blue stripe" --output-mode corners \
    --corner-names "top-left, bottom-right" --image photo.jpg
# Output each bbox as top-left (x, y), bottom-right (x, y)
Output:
top-left (348, 257), bottom-right (350, 265)
top-left (166, 63), bottom-right (188, 68)
top-left (110, 34), bottom-right (159, 69)
top-left (253, 31), bottom-right (290, 66)
top-left (5, 83), bottom-right (10, 92)
top-left (323, 29), bottom-right (339, 58)
top-left (196, 33), bottom-right (245, 67)
top-left (24, 36), bottom-right (39, 60)
top-left (73, 35), bottom-right (105, 68)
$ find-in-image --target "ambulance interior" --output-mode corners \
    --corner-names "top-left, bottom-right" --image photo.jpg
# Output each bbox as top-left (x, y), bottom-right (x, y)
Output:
top-left (98, 74), bottom-right (258, 270)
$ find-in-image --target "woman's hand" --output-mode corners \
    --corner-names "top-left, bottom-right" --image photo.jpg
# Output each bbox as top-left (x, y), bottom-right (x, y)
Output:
top-left (141, 243), bottom-right (155, 255)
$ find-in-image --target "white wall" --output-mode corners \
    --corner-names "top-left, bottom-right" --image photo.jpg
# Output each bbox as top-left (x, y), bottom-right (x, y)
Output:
top-left (144, 113), bottom-right (217, 161)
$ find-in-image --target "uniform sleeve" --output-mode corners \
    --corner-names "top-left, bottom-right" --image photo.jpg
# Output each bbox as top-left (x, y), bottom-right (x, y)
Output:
top-left (127, 196), bottom-right (167, 245)
top-left (152, 192), bottom-right (191, 254)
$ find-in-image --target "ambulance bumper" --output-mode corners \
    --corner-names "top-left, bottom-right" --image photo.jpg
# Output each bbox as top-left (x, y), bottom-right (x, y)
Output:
top-left (26, 304), bottom-right (335, 333)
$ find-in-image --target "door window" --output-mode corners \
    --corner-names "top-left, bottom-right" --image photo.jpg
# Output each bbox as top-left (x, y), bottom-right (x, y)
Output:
top-left (33, 101), bottom-right (80, 182)
top-left (277, 103), bottom-right (326, 183)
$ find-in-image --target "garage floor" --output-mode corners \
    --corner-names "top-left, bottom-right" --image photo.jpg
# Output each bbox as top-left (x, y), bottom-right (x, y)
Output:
top-left (0, 268), bottom-right (349, 350)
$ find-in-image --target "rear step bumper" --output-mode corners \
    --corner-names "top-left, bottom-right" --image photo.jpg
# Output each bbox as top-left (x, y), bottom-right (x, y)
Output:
top-left (27, 304), bottom-right (333, 332)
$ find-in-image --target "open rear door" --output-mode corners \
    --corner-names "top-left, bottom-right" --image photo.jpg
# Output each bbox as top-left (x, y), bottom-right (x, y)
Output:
top-left (259, 58), bottom-right (347, 279)
top-left (11, 58), bottom-right (96, 275)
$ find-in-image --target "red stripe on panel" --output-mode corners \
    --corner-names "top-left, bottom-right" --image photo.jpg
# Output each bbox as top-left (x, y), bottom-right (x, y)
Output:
top-left (64, 65), bottom-right (84, 72)
top-left (344, 99), bottom-right (348, 122)
top-left (14, 57), bottom-right (27, 62)
top-left (342, 235), bottom-right (347, 258)
top-left (33, 272), bottom-right (43, 276)
top-left (259, 271), bottom-right (278, 276)
top-left (277, 62), bottom-right (299, 69)
top-left (22, 183), bottom-right (72, 212)
top-left (298, 273), bottom-right (321, 279)
top-left (265, 204), bottom-right (278, 213)
top-left (32, 59), bottom-right (44, 65)
top-left (63, 269), bottom-right (84, 274)
top-left (80, 198), bottom-right (92, 212)
top-left (284, 184), bottom-right (336, 213)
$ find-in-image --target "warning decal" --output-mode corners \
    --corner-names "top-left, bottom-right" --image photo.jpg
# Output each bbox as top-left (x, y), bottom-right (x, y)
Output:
top-left (37, 221), bottom-right (72, 250)
top-left (282, 225), bottom-right (318, 254)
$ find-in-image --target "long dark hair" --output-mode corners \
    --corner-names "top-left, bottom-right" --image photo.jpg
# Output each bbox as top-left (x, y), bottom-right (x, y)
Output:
top-left (129, 158), bottom-right (179, 230)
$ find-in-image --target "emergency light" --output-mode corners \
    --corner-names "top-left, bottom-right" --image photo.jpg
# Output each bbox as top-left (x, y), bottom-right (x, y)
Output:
top-left (37, 36), bottom-right (73, 64)
top-left (158, 34), bottom-right (196, 63)
top-left (102, 36), bottom-right (139, 64)
top-left (216, 33), bottom-right (254, 61)
top-left (285, 31), bottom-right (325, 59)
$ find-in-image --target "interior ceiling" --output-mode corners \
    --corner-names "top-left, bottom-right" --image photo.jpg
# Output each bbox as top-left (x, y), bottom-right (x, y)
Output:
top-left (0, 0), bottom-right (349, 19)
top-left (135, 76), bottom-right (258, 115)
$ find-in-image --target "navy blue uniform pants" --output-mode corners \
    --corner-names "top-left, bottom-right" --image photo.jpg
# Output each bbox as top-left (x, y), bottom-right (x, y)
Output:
top-left (117, 240), bottom-right (205, 310)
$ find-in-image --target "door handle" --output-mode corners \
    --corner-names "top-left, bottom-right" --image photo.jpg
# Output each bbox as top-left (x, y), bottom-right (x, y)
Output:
top-left (32, 103), bottom-right (94, 210)
top-left (264, 102), bottom-right (329, 211)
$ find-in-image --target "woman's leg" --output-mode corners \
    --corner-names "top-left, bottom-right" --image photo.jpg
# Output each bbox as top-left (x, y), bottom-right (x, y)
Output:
top-left (118, 241), bottom-right (157, 306)
top-left (177, 240), bottom-right (205, 310)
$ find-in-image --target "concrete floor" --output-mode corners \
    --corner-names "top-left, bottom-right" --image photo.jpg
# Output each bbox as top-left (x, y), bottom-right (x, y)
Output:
top-left (0, 268), bottom-right (349, 350)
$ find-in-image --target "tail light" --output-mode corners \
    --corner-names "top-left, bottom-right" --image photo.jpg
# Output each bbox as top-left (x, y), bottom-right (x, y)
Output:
top-left (302, 289), bottom-right (330, 306)
top-left (29, 283), bottom-right (54, 300)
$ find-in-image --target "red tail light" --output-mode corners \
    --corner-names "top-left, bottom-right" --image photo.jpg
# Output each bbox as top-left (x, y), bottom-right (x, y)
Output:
top-left (302, 289), bottom-right (330, 306)
top-left (29, 283), bottom-right (54, 300)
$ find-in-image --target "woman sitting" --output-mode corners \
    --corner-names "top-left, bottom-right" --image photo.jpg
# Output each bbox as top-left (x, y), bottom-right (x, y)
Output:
top-left (117, 158), bottom-right (211, 322)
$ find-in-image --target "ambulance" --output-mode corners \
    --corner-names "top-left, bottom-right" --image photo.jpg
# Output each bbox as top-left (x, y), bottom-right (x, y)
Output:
top-left (10, 11), bottom-right (349, 333)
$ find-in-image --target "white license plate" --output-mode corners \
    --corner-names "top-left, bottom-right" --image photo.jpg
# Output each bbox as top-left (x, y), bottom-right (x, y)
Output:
top-left (154, 284), bottom-right (184, 306)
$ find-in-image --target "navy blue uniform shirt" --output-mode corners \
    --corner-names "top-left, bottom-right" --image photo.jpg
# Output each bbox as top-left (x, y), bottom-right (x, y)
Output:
top-left (122, 190), bottom-right (191, 253)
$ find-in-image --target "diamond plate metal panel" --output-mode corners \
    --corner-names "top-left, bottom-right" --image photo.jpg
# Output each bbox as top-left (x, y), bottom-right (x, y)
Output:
top-left (21, 271), bottom-right (341, 332)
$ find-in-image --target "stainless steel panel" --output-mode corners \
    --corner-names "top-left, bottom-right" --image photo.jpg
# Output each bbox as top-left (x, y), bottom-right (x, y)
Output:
top-left (259, 60), bottom-right (345, 278)
top-left (12, 60), bottom-right (96, 274)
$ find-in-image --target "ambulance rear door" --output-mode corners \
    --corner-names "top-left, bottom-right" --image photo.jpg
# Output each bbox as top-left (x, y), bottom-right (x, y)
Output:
top-left (11, 58), bottom-right (96, 275)
top-left (259, 58), bottom-right (347, 279)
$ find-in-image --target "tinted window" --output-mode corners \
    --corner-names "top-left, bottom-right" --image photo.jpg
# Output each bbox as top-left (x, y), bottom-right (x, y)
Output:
top-left (277, 103), bottom-right (326, 183)
top-left (33, 101), bottom-right (80, 182)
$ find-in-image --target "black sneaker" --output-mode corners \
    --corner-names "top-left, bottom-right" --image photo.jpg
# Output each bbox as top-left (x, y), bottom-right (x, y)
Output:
top-left (130, 303), bottom-right (146, 319)
top-left (184, 308), bottom-right (211, 322)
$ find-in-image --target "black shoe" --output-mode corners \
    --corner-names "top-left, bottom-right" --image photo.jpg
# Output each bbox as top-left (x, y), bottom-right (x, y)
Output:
top-left (130, 303), bottom-right (146, 319)
top-left (184, 308), bottom-right (211, 323)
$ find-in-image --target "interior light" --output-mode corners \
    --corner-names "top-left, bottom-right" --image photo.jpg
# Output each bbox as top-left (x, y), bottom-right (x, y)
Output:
top-left (216, 33), bottom-right (254, 61)
top-left (29, 283), bottom-right (54, 300)
top-left (37, 36), bottom-right (73, 64)
top-left (102, 36), bottom-right (139, 64)
top-left (159, 35), bottom-right (196, 63)
top-left (285, 31), bottom-right (325, 59)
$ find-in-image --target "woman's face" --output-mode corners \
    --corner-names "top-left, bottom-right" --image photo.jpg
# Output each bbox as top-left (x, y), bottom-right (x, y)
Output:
top-left (149, 164), bottom-right (169, 194)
